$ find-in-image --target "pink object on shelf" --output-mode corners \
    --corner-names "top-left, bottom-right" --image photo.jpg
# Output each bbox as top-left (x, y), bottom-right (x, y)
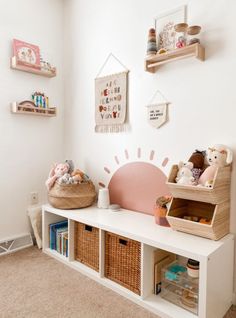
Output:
top-left (12, 39), bottom-right (41, 70)
top-left (108, 162), bottom-right (170, 215)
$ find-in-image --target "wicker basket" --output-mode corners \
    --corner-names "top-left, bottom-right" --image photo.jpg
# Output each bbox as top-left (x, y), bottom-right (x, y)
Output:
top-left (105, 232), bottom-right (141, 295)
top-left (167, 198), bottom-right (230, 240)
top-left (74, 222), bottom-right (99, 271)
top-left (48, 181), bottom-right (96, 209)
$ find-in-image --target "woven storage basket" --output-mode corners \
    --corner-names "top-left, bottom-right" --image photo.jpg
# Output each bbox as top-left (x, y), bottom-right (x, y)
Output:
top-left (48, 181), bottom-right (96, 209)
top-left (75, 222), bottom-right (99, 271)
top-left (105, 232), bottom-right (141, 295)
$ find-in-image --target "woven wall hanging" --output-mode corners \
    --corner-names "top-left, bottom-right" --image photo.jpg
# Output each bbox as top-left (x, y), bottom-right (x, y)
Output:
top-left (95, 53), bottom-right (129, 133)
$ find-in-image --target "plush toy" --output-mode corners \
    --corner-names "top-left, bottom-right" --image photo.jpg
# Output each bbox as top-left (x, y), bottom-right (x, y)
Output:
top-left (46, 160), bottom-right (74, 190)
top-left (188, 150), bottom-right (206, 184)
top-left (71, 169), bottom-right (90, 183)
top-left (176, 161), bottom-right (195, 185)
top-left (198, 144), bottom-right (233, 187)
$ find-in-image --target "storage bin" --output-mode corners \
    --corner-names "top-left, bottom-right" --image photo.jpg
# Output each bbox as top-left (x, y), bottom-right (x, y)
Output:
top-left (161, 261), bottom-right (199, 315)
top-left (105, 232), bottom-right (141, 295)
top-left (166, 165), bottom-right (231, 204)
top-left (48, 181), bottom-right (96, 209)
top-left (167, 198), bottom-right (230, 240)
top-left (74, 222), bottom-right (99, 271)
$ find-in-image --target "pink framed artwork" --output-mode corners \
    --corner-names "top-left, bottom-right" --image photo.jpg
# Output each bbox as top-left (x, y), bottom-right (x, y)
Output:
top-left (13, 39), bottom-right (41, 70)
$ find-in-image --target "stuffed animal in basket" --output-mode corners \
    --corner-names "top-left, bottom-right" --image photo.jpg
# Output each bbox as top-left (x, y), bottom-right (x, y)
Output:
top-left (198, 144), bottom-right (233, 187)
top-left (46, 160), bottom-right (74, 191)
top-left (176, 161), bottom-right (195, 185)
top-left (71, 169), bottom-right (90, 184)
top-left (188, 150), bottom-right (206, 184)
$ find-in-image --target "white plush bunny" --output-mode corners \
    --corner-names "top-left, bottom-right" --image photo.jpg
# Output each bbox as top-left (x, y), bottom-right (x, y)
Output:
top-left (176, 161), bottom-right (195, 185)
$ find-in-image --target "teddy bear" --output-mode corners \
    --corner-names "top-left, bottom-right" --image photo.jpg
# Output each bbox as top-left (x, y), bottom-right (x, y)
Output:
top-left (70, 169), bottom-right (90, 184)
top-left (175, 161), bottom-right (195, 185)
top-left (45, 160), bottom-right (74, 190)
top-left (198, 144), bottom-right (233, 187)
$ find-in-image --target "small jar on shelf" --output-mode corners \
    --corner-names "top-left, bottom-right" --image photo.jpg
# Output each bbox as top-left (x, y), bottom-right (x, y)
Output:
top-left (174, 23), bottom-right (188, 48)
top-left (187, 25), bottom-right (201, 45)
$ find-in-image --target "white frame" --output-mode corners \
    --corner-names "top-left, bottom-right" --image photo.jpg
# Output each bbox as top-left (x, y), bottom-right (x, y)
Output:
top-left (154, 5), bottom-right (187, 51)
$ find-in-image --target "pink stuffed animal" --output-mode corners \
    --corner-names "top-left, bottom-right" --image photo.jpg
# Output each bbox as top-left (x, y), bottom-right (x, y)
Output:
top-left (198, 144), bottom-right (233, 187)
top-left (46, 160), bottom-right (74, 191)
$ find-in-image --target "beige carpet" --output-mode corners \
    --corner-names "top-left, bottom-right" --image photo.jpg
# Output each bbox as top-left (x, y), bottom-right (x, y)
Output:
top-left (0, 247), bottom-right (235, 318)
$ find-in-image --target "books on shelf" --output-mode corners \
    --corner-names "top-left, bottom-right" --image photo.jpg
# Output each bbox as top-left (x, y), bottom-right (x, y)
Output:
top-left (49, 220), bottom-right (68, 257)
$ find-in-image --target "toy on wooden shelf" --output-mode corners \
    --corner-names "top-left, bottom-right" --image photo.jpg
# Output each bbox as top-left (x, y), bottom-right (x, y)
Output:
top-left (187, 25), bottom-right (201, 45)
top-left (40, 55), bottom-right (56, 74)
top-left (146, 28), bottom-right (157, 57)
top-left (175, 161), bottom-right (195, 185)
top-left (174, 23), bottom-right (188, 48)
top-left (198, 144), bottom-right (233, 187)
top-left (154, 196), bottom-right (172, 227)
top-left (188, 149), bottom-right (206, 184)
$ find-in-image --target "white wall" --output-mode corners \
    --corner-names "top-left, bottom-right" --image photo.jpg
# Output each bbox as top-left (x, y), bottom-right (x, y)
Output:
top-left (0, 0), bottom-right (64, 240)
top-left (63, 0), bottom-right (236, 294)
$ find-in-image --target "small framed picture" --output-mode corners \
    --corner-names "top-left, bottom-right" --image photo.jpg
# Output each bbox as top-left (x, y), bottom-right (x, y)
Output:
top-left (154, 5), bottom-right (187, 51)
top-left (12, 39), bottom-right (41, 70)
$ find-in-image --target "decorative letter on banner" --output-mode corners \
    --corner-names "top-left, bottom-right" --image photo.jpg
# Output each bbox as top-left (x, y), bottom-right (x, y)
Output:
top-left (95, 71), bottom-right (128, 133)
top-left (146, 102), bottom-right (168, 129)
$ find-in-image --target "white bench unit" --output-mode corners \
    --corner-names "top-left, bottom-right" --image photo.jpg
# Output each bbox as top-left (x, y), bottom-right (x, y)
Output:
top-left (42, 204), bottom-right (234, 318)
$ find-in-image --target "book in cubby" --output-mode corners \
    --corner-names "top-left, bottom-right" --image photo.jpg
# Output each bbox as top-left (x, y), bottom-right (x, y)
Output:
top-left (49, 220), bottom-right (68, 257)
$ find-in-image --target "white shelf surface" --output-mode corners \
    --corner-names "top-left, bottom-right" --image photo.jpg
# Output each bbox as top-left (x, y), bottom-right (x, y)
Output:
top-left (42, 204), bottom-right (233, 261)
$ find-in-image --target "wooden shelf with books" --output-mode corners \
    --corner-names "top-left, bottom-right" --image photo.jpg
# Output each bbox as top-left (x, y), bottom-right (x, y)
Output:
top-left (145, 44), bottom-right (205, 73)
top-left (11, 101), bottom-right (56, 117)
top-left (10, 56), bottom-right (56, 78)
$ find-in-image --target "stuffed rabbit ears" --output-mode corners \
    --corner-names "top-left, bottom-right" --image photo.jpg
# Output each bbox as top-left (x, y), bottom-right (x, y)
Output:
top-left (208, 145), bottom-right (233, 165)
top-left (178, 161), bottom-right (194, 170)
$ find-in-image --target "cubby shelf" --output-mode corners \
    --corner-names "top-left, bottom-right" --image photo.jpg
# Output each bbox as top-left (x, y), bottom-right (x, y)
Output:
top-left (145, 43), bottom-right (205, 73)
top-left (10, 56), bottom-right (56, 77)
top-left (11, 102), bottom-right (56, 117)
top-left (42, 204), bottom-right (234, 318)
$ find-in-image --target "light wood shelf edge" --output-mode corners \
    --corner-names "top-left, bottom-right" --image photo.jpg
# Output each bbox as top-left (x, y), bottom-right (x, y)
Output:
top-left (10, 56), bottom-right (57, 78)
top-left (145, 44), bottom-right (205, 73)
top-left (11, 102), bottom-right (57, 117)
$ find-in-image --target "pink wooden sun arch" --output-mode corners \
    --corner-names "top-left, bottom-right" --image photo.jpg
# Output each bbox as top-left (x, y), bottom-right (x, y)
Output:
top-left (108, 161), bottom-right (170, 215)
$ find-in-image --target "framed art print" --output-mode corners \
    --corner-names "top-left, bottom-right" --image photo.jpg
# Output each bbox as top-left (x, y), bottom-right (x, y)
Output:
top-left (13, 39), bottom-right (41, 70)
top-left (154, 5), bottom-right (187, 51)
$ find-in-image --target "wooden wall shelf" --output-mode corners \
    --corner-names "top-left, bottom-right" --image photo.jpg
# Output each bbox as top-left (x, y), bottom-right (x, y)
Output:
top-left (145, 44), bottom-right (205, 73)
top-left (11, 102), bottom-right (56, 117)
top-left (10, 56), bottom-right (56, 78)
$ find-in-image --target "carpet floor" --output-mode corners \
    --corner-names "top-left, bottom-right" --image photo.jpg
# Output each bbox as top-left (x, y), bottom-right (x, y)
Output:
top-left (0, 247), bottom-right (235, 318)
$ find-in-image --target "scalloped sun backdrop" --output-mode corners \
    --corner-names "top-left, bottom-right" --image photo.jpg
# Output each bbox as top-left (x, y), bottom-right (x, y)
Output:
top-left (99, 148), bottom-right (171, 215)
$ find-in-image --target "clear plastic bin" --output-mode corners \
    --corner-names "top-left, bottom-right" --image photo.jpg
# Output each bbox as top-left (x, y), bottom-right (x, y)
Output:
top-left (161, 261), bottom-right (199, 315)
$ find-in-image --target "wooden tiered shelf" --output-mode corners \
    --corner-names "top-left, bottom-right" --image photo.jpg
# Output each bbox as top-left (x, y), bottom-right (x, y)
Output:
top-left (11, 102), bottom-right (56, 117)
top-left (10, 56), bottom-right (56, 78)
top-left (145, 43), bottom-right (205, 73)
